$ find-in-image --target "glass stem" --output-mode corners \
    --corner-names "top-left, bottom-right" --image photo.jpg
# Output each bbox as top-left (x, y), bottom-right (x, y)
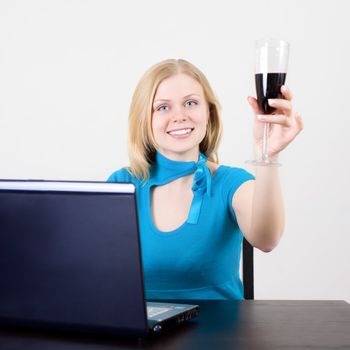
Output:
top-left (262, 122), bottom-right (269, 161)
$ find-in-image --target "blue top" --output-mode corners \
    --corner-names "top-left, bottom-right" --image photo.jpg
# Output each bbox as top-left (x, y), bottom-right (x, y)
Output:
top-left (107, 155), bottom-right (255, 300)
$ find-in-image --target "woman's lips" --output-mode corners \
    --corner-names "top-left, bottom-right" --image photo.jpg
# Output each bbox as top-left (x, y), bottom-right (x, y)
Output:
top-left (167, 128), bottom-right (194, 139)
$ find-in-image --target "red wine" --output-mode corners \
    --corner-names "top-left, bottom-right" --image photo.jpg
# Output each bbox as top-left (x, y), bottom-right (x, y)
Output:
top-left (255, 73), bottom-right (286, 114)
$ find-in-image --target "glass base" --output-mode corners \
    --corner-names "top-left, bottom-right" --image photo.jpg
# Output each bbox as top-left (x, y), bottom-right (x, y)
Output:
top-left (245, 159), bottom-right (282, 167)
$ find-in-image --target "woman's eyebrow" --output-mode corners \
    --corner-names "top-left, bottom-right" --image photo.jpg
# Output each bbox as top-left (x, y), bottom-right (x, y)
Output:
top-left (154, 94), bottom-right (200, 104)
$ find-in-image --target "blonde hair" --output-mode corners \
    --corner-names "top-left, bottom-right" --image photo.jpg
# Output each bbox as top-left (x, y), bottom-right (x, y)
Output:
top-left (127, 59), bottom-right (223, 184)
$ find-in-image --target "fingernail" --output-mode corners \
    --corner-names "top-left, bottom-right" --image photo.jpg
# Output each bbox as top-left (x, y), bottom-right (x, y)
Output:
top-left (268, 99), bottom-right (275, 106)
top-left (257, 115), bottom-right (266, 120)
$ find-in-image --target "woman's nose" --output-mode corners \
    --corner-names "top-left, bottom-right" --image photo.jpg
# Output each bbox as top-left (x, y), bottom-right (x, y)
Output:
top-left (171, 106), bottom-right (188, 122)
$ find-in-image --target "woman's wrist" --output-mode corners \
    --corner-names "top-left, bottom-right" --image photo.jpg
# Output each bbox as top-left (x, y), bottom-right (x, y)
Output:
top-left (253, 144), bottom-right (280, 163)
top-left (268, 152), bottom-right (280, 162)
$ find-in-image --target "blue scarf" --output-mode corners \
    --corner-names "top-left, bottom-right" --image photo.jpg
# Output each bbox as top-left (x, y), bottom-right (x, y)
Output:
top-left (149, 151), bottom-right (212, 225)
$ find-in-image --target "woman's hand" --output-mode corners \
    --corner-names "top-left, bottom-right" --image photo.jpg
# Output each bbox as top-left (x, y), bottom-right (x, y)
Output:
top-left (247, 86), bottom-right (304, 159)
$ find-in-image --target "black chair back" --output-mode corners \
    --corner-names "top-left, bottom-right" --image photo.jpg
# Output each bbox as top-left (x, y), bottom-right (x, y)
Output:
top-left (242, 238), bottom-right (254, 300)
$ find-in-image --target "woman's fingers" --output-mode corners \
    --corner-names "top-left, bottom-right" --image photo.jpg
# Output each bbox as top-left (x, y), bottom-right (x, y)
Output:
top-left (257, 112), bottom-right (304, 131)
top-left (249, 88), bottom-right (293, 116)
top-left (281, 85), bottom-right (293, 100)
top-left (268, 98), bottom-right (292, 114)
top-left (257, 114), bottom-right (292, 126)
top-left (284, 113), bottom-right (304, 142)
top-left (294, 112), bottom-right (304, 133)
top-left (247, 96), bottom-right (261, 115)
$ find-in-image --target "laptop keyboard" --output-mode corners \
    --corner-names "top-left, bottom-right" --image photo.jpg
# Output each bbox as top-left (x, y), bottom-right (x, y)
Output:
top-left (147, 306), bottom-right (172, 318)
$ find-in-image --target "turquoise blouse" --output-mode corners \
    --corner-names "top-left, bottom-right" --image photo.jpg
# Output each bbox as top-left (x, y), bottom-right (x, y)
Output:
top-left (107, 159), bottom-right (255, 300)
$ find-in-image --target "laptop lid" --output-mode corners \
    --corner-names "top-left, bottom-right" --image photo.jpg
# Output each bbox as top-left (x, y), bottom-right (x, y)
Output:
top-left (0, 180), bottom-right (148, 336)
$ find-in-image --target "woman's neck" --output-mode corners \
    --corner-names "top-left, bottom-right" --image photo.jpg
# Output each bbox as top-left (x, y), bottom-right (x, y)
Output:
top-left (156, 148), bottom-right (200, 162)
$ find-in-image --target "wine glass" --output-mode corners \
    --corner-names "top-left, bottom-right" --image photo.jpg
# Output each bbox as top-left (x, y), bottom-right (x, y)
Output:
top-left (247, 39), bottom-right (290, 166)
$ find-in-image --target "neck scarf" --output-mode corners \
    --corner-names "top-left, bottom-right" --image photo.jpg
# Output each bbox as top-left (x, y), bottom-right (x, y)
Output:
top-left (149, 151), bottom-right (212, 225)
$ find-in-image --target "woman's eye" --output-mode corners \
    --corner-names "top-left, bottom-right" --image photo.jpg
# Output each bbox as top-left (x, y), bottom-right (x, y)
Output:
top-left (157, 105), bottom-right (169, 112)
top-left (185, 100), bottom-right (198, 107)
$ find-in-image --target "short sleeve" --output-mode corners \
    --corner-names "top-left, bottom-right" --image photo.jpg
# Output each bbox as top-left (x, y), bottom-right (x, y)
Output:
top-left (220, 167), bottom-right (255, 223)
top-left (107, 167), bottom-right (134, 183)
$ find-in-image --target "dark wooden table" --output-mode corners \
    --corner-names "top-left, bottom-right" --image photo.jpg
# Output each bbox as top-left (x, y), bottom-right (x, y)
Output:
top-left (1, 300), bottom-right (350, 350)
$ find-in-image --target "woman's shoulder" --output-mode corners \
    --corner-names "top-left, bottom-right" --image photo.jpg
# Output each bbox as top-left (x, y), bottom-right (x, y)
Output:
top-left (209, 162), bottom-right (255, 213)
top-left (107, 167), bottom-right (136, 183)
top-left (207, 161), bottom-right (254, 178)
top-left (207, 161), bottom-right (255, 184)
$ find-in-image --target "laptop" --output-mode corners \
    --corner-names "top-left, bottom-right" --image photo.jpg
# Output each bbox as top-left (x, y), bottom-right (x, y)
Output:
top-left (0, 180), bottom-right (199, 336)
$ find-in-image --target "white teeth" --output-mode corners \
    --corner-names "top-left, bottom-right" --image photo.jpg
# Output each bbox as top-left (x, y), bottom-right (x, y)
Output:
top-left (168, 128), bottom-right (192, 136)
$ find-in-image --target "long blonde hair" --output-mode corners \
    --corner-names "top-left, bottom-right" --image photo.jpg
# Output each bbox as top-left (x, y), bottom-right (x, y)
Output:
top-left (127, 59), bottom-right (223, 184)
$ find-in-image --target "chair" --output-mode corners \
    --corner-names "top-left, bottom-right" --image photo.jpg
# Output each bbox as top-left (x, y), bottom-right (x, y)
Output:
top-left (242, 237), bottom-right (254, 300)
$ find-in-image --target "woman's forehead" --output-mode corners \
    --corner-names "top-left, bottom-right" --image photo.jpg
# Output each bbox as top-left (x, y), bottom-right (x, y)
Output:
top-left (154, 74), bottom-right (204, 100)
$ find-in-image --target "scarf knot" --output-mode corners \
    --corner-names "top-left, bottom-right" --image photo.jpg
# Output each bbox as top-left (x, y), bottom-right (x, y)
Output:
top-left (191, 153), bottom-right (212, 196)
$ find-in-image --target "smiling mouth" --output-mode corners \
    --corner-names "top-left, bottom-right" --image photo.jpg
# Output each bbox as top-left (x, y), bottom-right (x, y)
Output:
top-left (167, 128), bottom-right (194, 136)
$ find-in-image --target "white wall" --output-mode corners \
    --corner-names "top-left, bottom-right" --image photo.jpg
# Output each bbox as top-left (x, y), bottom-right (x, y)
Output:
top-left (1, 0), bottom-right (349, 302)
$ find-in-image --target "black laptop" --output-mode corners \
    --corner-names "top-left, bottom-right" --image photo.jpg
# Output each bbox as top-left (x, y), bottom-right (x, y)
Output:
top-left (0, 180), bottom-right (199, 336)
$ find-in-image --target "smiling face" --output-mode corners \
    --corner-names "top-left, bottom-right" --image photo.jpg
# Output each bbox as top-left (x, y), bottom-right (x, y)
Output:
top-left (151, 73), bottom-right (209, 162)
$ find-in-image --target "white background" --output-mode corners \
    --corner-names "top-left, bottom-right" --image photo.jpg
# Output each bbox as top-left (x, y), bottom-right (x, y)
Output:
top-left (1, 0), bottom-right (349, 302)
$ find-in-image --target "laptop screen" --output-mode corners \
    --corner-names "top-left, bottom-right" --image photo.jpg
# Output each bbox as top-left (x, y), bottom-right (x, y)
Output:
top-left (0, 180), bottom-right (148, 336)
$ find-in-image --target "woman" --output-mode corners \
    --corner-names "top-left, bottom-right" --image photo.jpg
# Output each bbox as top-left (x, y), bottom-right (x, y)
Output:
top-left (108, 59), bottom-right (303, 300)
